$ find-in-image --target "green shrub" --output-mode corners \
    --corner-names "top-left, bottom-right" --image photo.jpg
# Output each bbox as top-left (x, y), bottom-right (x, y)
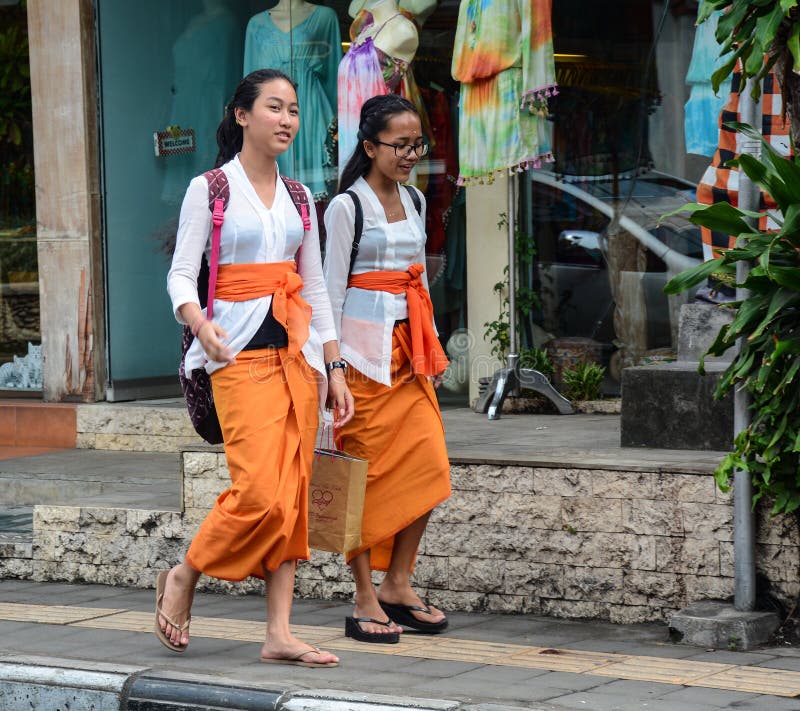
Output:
top-left (663, 122), bottom-right (800, 514)
top-left (519, 347), bottom-right (554, 376)
top-left (561, 362), bottom-right (605, 401)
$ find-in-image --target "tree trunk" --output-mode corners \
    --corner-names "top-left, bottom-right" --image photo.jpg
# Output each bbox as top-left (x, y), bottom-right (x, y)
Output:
top-left (772, 13), bottom-right (800, 149)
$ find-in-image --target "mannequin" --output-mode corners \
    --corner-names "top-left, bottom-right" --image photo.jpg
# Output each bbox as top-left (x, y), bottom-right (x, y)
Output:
top-left (349, 0), bottom-right (438, 27)
top-left (337, 0), bottom-right (435, 171)
top-left (347, 0), bottom-right (419, 63)
top-left (244, 1), bottom-right (341, 199)
top-left (268, 0), bottom-right (317, 32)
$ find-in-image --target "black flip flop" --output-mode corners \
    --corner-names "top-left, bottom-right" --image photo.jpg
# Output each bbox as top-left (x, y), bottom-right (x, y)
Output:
top-left (344, 616), bottom-right (400, 644)
top-left (378, 601), bottom-right (448, 634)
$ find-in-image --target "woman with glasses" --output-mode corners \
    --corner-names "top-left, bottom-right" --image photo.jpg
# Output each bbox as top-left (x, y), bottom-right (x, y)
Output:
top-left (323, 94), bottom-right (451, 645)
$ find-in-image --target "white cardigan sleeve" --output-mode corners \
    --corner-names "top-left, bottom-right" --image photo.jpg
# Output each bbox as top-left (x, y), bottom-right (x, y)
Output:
top-left (322, 193), bottom-right (356, 340)
top-left (297, 185), bottom-right (338, 344)
top-left (166, 176), bottom-right (211, 323)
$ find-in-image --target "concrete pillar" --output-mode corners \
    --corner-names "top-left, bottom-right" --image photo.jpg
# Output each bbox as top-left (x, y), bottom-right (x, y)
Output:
top-left (27, 0), bottom-right (105, 401)
top-left (465, 177), bottom-right (509, 404)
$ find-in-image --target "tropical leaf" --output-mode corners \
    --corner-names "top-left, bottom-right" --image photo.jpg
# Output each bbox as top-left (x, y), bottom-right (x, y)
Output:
top-left (664, 257), bottom-right (724, 294)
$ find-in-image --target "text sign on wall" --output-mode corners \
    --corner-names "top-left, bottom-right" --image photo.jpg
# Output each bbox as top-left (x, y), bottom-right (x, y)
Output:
top-left (153, 128), bottom-right (196, 157)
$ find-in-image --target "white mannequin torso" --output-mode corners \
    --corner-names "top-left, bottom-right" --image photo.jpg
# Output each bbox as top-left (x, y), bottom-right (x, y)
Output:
top-left (353, 0), bottom-right (418, 63)
top-left (268, 0), bottom-right (317, 33)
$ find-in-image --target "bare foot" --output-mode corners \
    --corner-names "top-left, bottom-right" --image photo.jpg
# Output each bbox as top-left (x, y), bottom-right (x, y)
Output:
top-left (377, 580), bottom-right (445, 625)
top-left (157, 564), bottom-right (197, 649)
top-left (261, 634), bottom-right (339, 666)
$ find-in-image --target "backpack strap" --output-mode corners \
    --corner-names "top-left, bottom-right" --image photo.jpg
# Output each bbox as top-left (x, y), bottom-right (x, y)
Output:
top-left (204, 168), bottom-right (229, 211)
top-left (280, 175), bottom-right (312, 231)
top-left (343, 185), bottom-right (421, 277)
top-left (202, 169), bottom-right (229, 321)
top-left (403, 183), bottom-right (422, 216)
top-left (344, 190), bottom-right (363, 277)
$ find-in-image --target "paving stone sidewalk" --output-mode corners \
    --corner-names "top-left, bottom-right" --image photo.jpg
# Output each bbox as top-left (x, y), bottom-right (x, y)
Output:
top-left (2, 580), bottom-right (800, 710)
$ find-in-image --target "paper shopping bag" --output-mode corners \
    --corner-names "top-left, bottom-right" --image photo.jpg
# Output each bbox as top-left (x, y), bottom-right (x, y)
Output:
top-left (308, 448), bottom-right (368, 553)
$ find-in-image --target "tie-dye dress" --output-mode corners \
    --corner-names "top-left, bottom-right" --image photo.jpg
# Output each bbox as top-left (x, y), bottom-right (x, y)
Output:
top-left (451, 0), bottom-right (556, 184)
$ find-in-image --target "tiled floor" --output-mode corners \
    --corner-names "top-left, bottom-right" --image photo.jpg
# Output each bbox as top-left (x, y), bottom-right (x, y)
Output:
top-left (2, 600), bottom-right (800, 698)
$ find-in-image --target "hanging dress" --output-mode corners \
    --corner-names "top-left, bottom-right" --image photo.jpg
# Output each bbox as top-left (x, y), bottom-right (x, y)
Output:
top-left (451, 0), bottom-right (556, 184)
top-left (696, 64), bottom-right (791, 261)
top-left (244, 6), bottom-right (341, 200)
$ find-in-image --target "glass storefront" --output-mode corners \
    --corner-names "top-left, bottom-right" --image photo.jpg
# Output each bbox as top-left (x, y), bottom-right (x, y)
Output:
top-left (521, 0), bottom-right (710, 394)
top-left (93, 0), bottom-right (726, 401)
top-left (96, 0), bottom-right (464, 399)
top-left (0, 0), bottom-right (40, 394)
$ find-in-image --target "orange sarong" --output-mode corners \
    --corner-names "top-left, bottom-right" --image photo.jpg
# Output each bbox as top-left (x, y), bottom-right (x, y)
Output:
top-left (348, 264), bottom-right (449, 377)
top-left (184, 263), bottom-right (318, 579)
top-left (338, 322), bottom-right (451, 571)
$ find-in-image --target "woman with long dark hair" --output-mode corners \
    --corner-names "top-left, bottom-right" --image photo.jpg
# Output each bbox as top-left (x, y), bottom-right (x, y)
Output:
top-left (160, 69), bottom-right (353, 667)
top-left (323, 94), bottom-right (451, 644)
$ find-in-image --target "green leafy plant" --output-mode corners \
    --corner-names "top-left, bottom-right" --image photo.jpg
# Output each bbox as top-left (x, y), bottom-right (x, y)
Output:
top-left (483, 212), bottom-right (540, 358)
top-left (519, 347), bottom-right (554, 376)
top-left (698, 0), bottom-right (800, 145)
top-left (663, 122), bottom-right (800, 515)
top-left (561, 362), bottom-right (605, 402)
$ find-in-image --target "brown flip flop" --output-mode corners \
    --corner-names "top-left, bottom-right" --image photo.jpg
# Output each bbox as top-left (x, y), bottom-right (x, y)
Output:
top-left (260, 645), bottom-right (339, 668)
top-left (153, 569), bottom-right (191, 653)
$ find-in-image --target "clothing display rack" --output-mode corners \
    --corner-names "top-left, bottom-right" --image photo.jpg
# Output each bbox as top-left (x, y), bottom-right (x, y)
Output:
top-left (473, 174), bottom-right (573, 419)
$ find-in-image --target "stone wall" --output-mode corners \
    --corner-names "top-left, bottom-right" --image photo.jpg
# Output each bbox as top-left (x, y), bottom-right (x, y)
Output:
top-left (76, 404), bottom-right (199, 451)
top-left (3, 452), bottom-right (799, 623)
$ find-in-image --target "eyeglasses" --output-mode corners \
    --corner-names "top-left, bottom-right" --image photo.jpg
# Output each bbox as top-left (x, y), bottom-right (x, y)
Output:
top-left (373, 139), bottom-right (430, 158)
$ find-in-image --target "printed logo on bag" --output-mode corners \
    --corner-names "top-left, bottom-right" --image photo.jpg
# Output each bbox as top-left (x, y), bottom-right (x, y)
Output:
top-left (311, 489), bottom-right (334, 510)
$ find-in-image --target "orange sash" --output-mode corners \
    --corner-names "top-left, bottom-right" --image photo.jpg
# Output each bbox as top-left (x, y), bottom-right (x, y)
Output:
top-left (348, 264), bottom-right (449, 377)
top-left (215, 261), bottom-right (311, 356)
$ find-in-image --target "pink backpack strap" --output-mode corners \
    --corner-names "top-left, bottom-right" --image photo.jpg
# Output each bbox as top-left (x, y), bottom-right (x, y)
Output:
top-left (280, 176), bottom-right (312, 231)
top-left (202, 169), bottom-right (229, 321)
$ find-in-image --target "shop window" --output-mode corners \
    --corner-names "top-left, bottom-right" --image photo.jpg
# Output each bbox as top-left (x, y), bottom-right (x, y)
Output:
top-left (0, 0), bottom-right (40, 394)
top-left (523, 0), bottom-right (707, 392)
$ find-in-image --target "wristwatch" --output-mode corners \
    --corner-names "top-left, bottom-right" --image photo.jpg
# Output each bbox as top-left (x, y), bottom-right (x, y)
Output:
top-left (325, 360), bottom-right (348, 373)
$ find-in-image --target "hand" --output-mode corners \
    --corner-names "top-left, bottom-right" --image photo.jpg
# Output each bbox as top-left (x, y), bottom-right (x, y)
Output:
top-left (196, 320), bottom-right (235, 364)
top-left (326, 369), bottom-right (354, 428)
top-left (432, 373), bottom-right (444, 389)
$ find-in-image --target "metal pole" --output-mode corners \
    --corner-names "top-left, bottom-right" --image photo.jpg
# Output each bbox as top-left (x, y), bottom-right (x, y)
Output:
top-left (733, 75), bottom-right (761, 612)
top-left (507, 175), bottom-right (519, 393)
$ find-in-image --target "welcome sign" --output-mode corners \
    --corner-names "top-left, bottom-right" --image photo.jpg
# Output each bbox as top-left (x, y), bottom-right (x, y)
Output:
top-left (153, 127), bottom-right (196, 157)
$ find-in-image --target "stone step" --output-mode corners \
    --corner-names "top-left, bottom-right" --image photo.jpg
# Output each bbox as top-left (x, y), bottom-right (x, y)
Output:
top-left (76, 400), bottom-right (199, 452)
top-left (4, 448), bottom-right (799, 625)
top-left (0, 449), bottom-right (181, 509)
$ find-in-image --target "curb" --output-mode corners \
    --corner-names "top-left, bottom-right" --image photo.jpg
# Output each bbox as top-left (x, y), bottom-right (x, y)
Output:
top-left (0, 657), bottom-right (552, 711)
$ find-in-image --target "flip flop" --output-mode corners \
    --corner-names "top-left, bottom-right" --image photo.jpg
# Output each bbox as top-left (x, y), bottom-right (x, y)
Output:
top-left (153, 570), bottom-right (191, 653)
top-left (378, 600), bottom-right (448, 634)
top-left (345, 616), bottom-right (400, 644)
top-left (260, 645), bottom-right (339, 668)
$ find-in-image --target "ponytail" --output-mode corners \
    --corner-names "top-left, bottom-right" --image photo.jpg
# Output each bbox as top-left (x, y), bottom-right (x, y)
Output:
top-left (337, 94), bottom-right (419, 194)
top-left (215, 112), bottom-right (242, 167)
top-left (214, 68), bottom-right (296, 167)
